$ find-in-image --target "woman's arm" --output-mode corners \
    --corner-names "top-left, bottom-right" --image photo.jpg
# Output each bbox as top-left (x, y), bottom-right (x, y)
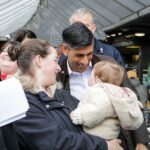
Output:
top-left (14, 98), bottom-right (108, 150)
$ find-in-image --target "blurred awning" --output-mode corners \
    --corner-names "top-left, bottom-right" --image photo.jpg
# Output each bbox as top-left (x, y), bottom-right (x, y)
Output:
top-left (0, 0), bottom-right (150, 46)
top-left (0, 0), bottom-right (40, 36)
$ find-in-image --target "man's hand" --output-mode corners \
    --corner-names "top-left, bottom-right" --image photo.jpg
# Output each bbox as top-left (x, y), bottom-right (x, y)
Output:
top-left (136, 144), bottom-right (148, 150)
top-left (106, 139), bottom-right (123, 150)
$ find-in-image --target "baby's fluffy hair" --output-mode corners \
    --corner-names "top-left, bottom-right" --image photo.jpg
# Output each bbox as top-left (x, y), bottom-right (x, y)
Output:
top-left (93, 61), bottom-right (124, 86)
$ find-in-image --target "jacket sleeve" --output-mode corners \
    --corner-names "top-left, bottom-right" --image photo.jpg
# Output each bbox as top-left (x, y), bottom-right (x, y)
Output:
top-left (70, 87), bottom-right (114, 128)
top-left (121, 73), bottom-right (149, 145)
top-left (14, 99), bottom-right (107, 150)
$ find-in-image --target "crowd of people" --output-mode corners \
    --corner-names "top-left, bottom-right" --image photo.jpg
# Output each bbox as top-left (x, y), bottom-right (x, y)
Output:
top-left (0, 8), bottom-right (149, 150)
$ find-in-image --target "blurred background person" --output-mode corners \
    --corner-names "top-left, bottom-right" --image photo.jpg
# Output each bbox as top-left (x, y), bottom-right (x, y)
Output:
top-left (0, 41), bottom-right (21, 150)
top-left (12, 29), bottom-right (37, 43)
top-left (0, 41), bottom-right (21, 80)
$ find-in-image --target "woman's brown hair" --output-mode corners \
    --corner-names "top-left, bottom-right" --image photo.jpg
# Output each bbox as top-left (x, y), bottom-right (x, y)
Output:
top-left (10, 39), bottom-right (51, 74)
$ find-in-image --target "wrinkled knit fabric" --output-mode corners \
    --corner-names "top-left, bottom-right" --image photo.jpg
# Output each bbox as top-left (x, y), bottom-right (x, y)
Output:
top-left (70, 83), bottom-right (144, 140)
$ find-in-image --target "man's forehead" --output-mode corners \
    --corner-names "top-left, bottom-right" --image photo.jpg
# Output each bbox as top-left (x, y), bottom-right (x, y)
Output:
top-left (72, 49), bottom-right (93, 55)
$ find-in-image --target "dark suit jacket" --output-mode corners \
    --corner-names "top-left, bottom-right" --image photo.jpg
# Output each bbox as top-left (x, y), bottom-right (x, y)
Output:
top-left (93, 39), bottom-right (125, 67)
top-left (57, 54), bottom-right (149, 149)
top-left (0, 124), bottom-right (20, 150)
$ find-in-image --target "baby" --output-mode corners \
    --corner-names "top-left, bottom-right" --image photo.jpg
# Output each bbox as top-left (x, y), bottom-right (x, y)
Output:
top-left (70, 61), bottom-right (143, 140)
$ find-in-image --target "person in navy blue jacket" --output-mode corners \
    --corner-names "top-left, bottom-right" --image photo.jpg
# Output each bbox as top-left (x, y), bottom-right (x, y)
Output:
top-left (59, 8), bottom-right (125, 67)
top-left (11, 38), bottom-right (123, 150)
top-left (93, 38), bottom-right (125, 67)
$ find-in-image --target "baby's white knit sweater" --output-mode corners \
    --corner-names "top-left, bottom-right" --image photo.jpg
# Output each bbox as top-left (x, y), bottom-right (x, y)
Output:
top-left (70, 83), bottom-right (144, 140)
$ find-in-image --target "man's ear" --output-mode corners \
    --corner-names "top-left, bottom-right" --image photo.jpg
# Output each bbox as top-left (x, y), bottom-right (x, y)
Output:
top-left (95, 76), bottom-right (101, 83)
top-left (61, 43), bottom-right (69, 56)
top-left (91, 23), bottom-right (96, 33)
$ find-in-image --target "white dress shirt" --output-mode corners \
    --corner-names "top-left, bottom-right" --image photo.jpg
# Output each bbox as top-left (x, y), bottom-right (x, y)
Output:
top-left (67, 61), bottom-right (92, 101)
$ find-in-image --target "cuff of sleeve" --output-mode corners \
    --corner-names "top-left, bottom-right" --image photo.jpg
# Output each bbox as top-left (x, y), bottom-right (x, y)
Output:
top-left (70, 109), bottom-right (83, 125)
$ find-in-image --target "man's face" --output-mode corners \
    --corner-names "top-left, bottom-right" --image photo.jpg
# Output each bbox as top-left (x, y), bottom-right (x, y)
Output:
top-left (41, 47), bottom-right (61, 86)
top-left (66, 45), bottom-right (93, 72)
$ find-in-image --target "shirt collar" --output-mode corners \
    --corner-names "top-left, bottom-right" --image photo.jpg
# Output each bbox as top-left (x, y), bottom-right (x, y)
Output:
top-left (67, 60), bottom-right (92, 75)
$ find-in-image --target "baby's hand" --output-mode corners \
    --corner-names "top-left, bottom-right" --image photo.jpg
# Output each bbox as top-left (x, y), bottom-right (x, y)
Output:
top-left (70, 111), bottom-right (74, 121)
top-left (70, 109), bottom-right (82, 125)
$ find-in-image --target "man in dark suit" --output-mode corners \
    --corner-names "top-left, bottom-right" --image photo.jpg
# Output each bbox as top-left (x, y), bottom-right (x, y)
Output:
top-left (57, 22), bottom-right (149, 150)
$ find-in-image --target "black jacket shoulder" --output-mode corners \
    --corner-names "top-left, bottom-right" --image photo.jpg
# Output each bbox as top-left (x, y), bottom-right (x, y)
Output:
top-left (14, 91), bottom-right (107, 150)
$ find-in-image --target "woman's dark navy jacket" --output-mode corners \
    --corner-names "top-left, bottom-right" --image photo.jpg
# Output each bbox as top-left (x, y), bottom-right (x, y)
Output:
top-left (14, 89), bottom-right (107, 150)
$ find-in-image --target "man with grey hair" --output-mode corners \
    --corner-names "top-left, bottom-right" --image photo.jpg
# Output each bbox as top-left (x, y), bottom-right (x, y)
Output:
top-left (59, 8), bottom-right (125, 67)
top-left (69, 8), bottom-right (97, 34)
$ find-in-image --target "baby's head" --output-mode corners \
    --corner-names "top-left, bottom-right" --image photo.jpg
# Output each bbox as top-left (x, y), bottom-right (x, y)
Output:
top-left (88, 61), bottom-right (124, 86)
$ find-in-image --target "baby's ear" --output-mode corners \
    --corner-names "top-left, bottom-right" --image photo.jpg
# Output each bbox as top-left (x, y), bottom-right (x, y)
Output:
top-left (95, 76), bottom-right (101, 83)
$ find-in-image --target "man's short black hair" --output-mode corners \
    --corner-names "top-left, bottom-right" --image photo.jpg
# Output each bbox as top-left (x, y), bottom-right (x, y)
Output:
top-left (62, 22), bottom-right (93, 49)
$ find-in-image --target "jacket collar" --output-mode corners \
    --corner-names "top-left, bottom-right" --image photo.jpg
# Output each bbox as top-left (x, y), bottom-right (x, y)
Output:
top-left (26, 91), bottom-right (66, 109)
top-left (60, 57), bottom-right (69, 77)
top-left (93, 38), bottom-right (105, 54)
top-left (26, 91), bottom-right (53, 102)
top-left (35, 91), bottom-right (52, 102)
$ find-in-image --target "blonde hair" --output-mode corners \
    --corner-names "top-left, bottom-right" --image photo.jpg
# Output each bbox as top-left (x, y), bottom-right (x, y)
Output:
top-left (93, 61), bottom-right (124, 86)
top-left (15, 70), bottom-right (40, 94)
top-left (15, 70), bottom-right (62, 97)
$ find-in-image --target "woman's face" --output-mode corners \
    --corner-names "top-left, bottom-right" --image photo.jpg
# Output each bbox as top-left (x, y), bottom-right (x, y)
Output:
top-left (40, 47), bottom-right (61, 87)
top-left (0, 46), bottom-right (18, 75)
